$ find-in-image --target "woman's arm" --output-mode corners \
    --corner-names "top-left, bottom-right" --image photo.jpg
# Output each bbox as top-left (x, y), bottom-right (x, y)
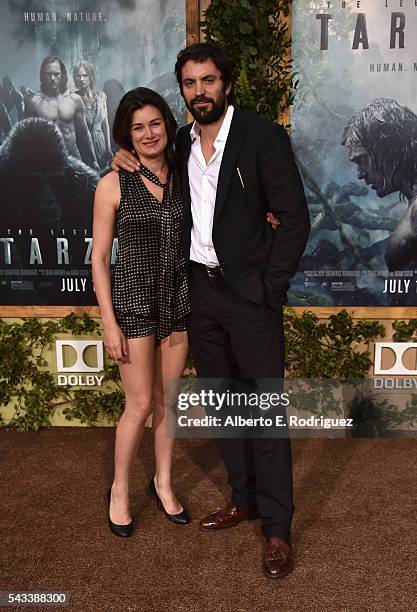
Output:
top-left (91, 172), bottom-right (128, 361)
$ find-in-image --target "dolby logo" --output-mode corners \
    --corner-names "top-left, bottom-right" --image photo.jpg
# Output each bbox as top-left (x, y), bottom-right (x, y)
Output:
top-left (374, 342), bottom-right (417, 376)
top-left (55, 340), bottom-right (104, 386)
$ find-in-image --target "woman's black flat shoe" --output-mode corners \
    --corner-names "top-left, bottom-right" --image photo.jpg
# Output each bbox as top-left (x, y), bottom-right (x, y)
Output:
top-left (149, 477), bottom-right (190, 525)
top-left (107, 488), bottom-right (134, 538)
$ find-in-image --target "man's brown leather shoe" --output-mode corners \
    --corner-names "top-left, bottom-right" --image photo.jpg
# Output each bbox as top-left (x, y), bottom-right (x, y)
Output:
top-left (199, 502), bottom-right (259, 531)
top-left (263, 537), bottom-right (294, 579)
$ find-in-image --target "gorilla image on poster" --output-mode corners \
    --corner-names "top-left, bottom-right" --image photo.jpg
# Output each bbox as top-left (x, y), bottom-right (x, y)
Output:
top-left (0, 0), bottom-right (185, 305)
top-left (290, 0), bottom-right (417, 306)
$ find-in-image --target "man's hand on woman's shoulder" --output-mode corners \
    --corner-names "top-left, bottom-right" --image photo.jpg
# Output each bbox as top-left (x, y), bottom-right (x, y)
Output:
top-left (111, 148), bottom-right (140, 173)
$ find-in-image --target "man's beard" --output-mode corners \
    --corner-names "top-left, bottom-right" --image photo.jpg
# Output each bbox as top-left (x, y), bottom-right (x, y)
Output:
top-left (186, 91), bottom-right (227, 125)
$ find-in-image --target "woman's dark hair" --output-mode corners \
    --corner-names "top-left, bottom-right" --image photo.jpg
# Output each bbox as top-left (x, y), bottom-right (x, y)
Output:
top-left (40, 56), bottom-right (68, 94)
top-left (112, 87), bottom-right (177, 169)
top-left (174, 42), bottom-right (234, 104)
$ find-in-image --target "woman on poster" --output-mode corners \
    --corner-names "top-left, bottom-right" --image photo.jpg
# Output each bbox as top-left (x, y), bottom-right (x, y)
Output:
top-left (73, 61), bottom-right (113, 169)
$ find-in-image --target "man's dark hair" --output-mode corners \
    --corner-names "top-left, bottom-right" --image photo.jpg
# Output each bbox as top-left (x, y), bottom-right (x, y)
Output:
top-left (342, 97), bottom-right (417, 198)
top-left (174, 42), bottom-right (234, 104)
top-left (112, 87), bottom-right (177, 170)
top-left (40, 56), bottom-right (68, 94)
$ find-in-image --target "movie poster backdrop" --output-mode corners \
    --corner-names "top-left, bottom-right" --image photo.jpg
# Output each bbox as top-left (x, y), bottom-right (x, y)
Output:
top-left (290, 0), bottom-right (417, 307)
top-left (0, 0), bottom-right (185, 305)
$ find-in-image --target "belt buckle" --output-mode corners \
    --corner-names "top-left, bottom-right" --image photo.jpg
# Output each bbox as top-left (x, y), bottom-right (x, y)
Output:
top-left (206, 265), bottom-right (224, 278)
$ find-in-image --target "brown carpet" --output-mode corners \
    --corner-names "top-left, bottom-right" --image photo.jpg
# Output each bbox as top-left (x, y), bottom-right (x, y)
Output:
top-left (0, 429), bottom-right (415, 612)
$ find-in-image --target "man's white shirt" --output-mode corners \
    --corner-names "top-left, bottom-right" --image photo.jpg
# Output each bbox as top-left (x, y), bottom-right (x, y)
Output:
top-left (188, 105), bottom-right (234, 266)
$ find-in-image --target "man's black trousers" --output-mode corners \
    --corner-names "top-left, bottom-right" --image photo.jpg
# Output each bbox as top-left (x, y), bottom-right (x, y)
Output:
top-left (188, 263), bottom-right (293, 540)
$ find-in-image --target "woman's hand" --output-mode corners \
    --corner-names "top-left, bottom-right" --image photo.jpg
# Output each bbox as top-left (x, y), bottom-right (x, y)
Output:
top-left (111, 148), bottom-right (140, 173)
top-left (103, 322), bottom-right (129, 362)
top-left (266, 212), bottom-right (280, 230)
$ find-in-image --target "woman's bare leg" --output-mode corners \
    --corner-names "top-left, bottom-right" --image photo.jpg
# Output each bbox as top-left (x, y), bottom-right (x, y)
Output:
top-left (109, 335), bottom-right (155, 524)
top-left (152, 331), bottom-right (188, 514)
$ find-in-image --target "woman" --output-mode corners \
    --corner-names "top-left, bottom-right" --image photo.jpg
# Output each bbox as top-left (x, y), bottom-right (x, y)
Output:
top-left (73, 61), bottom-right (113, 169)
top-left (92, 87), bottom-right (190, 537)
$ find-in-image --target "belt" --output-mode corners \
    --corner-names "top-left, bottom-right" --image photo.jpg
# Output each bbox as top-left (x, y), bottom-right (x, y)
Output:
top-left (191, 261), bottom-right (225, 278)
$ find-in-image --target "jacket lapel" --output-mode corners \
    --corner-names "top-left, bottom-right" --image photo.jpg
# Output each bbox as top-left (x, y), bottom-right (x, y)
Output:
top-left (180, 125), bottom-right (192, 211)
top-left (178, 124), bottom-right (193, 249)
top-left (213, 109), bottom-right (247, 223)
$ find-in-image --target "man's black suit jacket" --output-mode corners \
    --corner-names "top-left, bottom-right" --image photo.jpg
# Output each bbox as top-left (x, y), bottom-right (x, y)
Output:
top-left (175, 108), bottom-right (310, 309)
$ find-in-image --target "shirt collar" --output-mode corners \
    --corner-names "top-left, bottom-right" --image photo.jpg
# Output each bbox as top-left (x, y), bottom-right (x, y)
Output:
top-left (190, 104), bottom-right (235, 143)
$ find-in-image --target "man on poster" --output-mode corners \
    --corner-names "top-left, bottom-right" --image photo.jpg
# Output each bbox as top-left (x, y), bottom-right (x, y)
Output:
top-left (26, 55), bottom-right (98, 171)
top-left (113, 42), bottom-right (309, 579)
top-left (343, 98), bottom-right (417, 275)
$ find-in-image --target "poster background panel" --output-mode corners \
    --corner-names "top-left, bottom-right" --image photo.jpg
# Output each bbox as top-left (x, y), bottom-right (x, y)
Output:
top-left (290, 0), bottom-right (417, 307)
top-left (0, 0), bottom-right (186, 306)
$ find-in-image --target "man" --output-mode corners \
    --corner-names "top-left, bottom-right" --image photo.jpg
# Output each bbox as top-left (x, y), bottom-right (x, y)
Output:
top-left (114, 42), bottom-right (309, 579)
top-left (342, 97), bottom-right (417, 273)
top-left (26, 56), bottom-right (98, 170)
top-left (0, 100), bottom-right (11, 145)
top-left (0, 76), bottom-right (24, 122)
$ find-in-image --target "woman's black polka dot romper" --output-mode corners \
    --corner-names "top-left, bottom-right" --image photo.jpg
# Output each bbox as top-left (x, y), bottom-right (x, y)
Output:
top-left (112, 165), bottom-right (190, 340)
